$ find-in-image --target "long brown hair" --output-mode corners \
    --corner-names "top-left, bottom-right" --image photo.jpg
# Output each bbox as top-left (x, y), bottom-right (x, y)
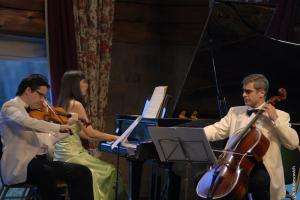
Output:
top-left (57, 70), bottom-right (86, 110)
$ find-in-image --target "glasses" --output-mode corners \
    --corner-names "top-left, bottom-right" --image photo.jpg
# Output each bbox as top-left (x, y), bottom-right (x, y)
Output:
top-left (35, 90), bottom-right (47, 99)
top-left (243, 88), bottom-right (259, 94)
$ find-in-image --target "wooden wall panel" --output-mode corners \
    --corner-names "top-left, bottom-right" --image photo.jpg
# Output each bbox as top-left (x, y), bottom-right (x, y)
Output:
top-left (113, 0), bottom-right (209, 44)
top-left (0, 7), bottom-right (45, 37)
top-left (0, 0), bottom-right (44, 11)
top-left (113, 21), bottom-right (159, 43)
top-left (115, 2), bottom-right (159, 22)
top-left (293, 5), bottom-right (300, 42)
top-left (114, 1), bottom-right (159, 44)
top-left (0, 0), bottom-right (45, 37)
top-left (109, 0), bottom-right (209, 133)
top-left (159, 5), bottom-right (208, 23)
top-left (160, 23), bottom-right (204, 44)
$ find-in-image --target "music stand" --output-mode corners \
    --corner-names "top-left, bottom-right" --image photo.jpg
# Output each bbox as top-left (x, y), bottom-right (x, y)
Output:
top-left (148, 127), bottom-right (216, 200)
top-left (148, 127), bottom-right (216, 164)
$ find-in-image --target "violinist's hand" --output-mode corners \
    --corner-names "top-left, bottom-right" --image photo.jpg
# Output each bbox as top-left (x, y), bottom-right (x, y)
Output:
top-left (67, 118), bottom-right (79, 126)
top-left (59, 125), bottom-right (71, 133)
top-left (262, 103), bottom-right (278, 121)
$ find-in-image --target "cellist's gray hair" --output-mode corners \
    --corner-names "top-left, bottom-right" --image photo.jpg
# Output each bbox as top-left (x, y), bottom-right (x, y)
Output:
top-left (242, 74), bottom-right (269, 96)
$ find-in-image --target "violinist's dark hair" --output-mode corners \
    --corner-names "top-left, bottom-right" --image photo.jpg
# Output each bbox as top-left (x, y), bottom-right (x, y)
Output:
top-left (57, 70), bottom-right (86, 110)
top-left (16, 74), bottom-right (50, 96)
top-left (242, 74), bottom-right (269, 96)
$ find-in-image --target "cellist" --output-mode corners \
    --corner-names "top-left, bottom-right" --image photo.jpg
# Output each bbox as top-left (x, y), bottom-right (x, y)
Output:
top-left (203, 74), bottom-right (299, 200)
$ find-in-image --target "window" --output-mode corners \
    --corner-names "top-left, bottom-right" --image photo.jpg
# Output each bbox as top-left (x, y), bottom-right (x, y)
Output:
top-left (0, 35), bottom-right (51, 107)
top-left (0, 60), bottom-right (51, 106)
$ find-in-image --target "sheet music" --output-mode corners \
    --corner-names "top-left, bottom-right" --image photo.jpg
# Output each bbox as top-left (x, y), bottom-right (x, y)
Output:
top-left (142, 86), bottom-right (167, 118)
top-left (111, 115), bottom-right (142, 149)
top-left (142, 99), bottom-right (150, 116)
top-left (111, 86), bottom-right (167, 149)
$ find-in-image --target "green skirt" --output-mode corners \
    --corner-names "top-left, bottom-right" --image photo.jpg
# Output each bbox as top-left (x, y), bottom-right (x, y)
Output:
top-left (54, 134), bottom-right (126, 200)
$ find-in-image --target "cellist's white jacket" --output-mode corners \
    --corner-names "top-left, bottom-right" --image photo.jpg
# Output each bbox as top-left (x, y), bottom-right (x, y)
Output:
top-left (204, 105), bottom-right (299, 200)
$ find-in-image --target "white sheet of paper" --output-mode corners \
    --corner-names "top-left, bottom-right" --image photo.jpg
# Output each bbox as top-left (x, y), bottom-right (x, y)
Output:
top-left (141, 99), bottom-right (150, 116)
top-left (110, 86), bottom-right (167, 149)
top-left (111, 115), bottom-right (142, 150)
top-left (142, 86), bottom-right (167, 118)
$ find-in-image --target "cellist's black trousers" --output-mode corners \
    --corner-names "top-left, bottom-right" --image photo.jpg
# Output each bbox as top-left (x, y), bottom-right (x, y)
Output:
top-left (26, 154), bottom-right (94, 200)
top-left (248, 163), bottom-right (270, 200)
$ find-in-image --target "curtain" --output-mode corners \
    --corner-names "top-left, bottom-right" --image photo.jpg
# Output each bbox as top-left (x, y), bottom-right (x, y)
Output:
top-left (47, 0), bottom-right (78, 103)
top-left (73, 0), bottom-right (114, 136)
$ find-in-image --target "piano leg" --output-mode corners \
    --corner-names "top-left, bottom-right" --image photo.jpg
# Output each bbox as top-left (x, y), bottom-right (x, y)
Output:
top-left (128, 159), bottom-right (143, 200)
top-left (161, 163), bottom-right (181, 200)
top-left (150, 161), bottom-right (161, 200)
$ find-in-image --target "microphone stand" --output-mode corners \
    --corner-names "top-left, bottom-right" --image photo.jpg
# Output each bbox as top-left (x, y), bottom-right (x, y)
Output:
top-left (205, 39), bottom-right (227, 200)
top-left (115, 143), bottom-right (120, 200)
top-left (209, 39), bottom-right (228, 118)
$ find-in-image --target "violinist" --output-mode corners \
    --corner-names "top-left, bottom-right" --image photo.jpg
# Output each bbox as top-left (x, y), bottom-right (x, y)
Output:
top-left (0, 74), bottom-right (94, 200)
top-left (203, 74), bottom-right (299, 200)
top-left (54, 70), bottom-right (126, 200)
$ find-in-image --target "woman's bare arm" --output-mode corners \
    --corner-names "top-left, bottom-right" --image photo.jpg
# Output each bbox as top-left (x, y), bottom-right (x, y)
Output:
top-left (68, 100), bottom-right (117, 141)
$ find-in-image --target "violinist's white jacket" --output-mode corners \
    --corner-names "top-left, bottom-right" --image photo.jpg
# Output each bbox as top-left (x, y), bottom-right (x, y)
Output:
top-left (204, 105), bottom-right (299, 200)
top-left (0, 97), bottom-right (61, 185)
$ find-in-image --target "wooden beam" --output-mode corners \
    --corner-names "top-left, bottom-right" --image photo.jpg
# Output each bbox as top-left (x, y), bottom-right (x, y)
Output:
top-left (0, 34), bottom-right (46, 60)
top-left (0, 7), bottom-right (45, 37)
top-left (0, 0), bottom-right (44, 11)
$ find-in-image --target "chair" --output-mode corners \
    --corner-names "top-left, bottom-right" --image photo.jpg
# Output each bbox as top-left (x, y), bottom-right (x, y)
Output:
top-left (0, 172), bottom-right (68, 200)
top-left (0, 181), bottom-right (40, 200)
top-left (0, 140), bottom-right (68, 200)
top-left (0, 131), bottom-right (40, 200)
top-left (0, 160), bottom-right (68, 200)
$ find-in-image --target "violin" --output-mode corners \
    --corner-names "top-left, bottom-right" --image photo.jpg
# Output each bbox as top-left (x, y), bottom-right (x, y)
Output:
top-left (28, 100), bottom-right (91, 128)
top-left (28, 100), bottom-right (71, 125)
top-left (196, 88), bottom-right (287, 200)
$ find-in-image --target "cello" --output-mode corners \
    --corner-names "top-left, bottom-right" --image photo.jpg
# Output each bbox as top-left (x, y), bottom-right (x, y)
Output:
top-left (196, 88), bottom-right (287, 199)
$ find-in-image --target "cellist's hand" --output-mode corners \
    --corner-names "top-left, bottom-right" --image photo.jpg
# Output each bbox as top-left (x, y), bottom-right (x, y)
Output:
top-left (263, 103), bottom-right (278, 121)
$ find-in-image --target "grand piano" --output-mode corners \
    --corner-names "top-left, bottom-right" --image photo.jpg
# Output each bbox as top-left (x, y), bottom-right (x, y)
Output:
top-left (100, 1), bottom-right (300, 199)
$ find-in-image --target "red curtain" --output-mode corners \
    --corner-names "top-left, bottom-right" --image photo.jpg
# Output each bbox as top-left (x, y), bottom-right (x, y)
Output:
top-left (47, 0), bottom-right (78, 104)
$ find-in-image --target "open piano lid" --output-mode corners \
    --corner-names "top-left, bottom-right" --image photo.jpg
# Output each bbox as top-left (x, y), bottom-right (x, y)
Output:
top-left (173, 0), bottom-right (300, 121)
